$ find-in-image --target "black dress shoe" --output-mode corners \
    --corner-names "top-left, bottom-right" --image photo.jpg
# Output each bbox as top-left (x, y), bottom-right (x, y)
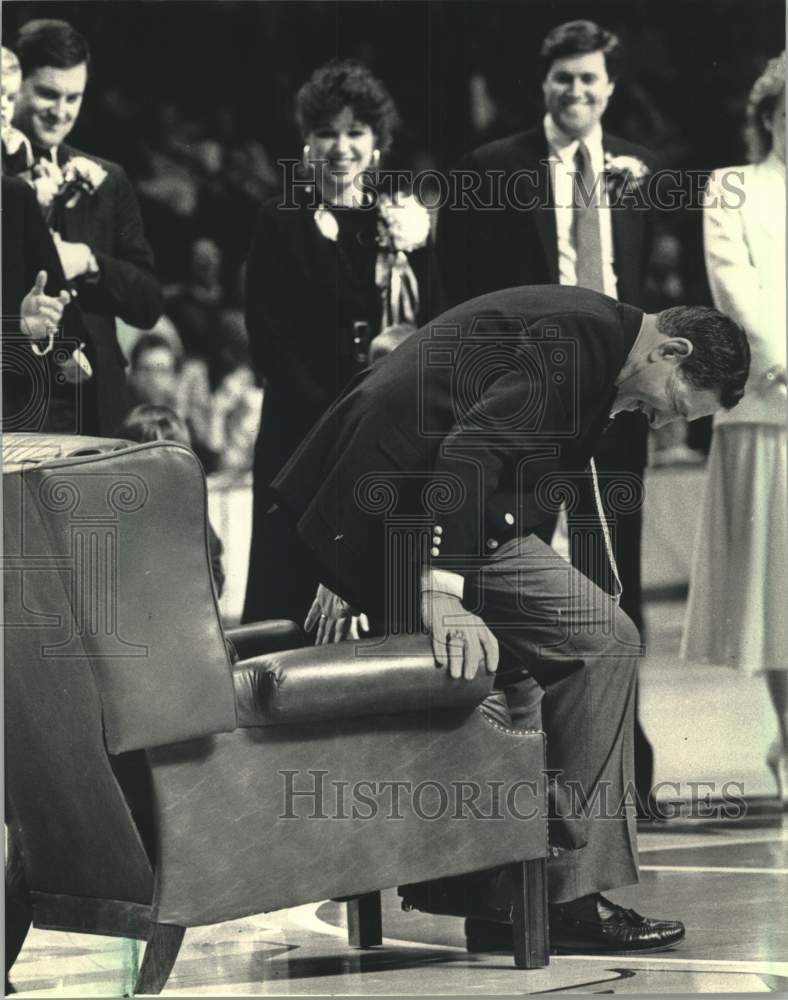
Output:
top-left (466, 894), bottom-right (685, 955)
top-left (549, 895), bottom-right (685, 953)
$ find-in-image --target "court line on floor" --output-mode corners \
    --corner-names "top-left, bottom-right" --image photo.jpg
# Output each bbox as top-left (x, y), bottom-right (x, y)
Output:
top-left (552, 954), bottom-right (788, 975)
top-left (641, 864), bottom-right (788, 874)
top-left (288, 902), bottom-right (788, 978)
top-left (639, 830), bottom-right (788, 853)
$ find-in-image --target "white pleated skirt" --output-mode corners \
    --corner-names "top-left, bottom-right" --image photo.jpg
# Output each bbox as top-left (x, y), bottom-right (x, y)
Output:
top-left (681, 423), bottom-right (788, 675)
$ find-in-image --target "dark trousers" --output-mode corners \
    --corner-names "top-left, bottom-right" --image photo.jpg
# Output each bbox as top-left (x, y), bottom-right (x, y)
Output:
top-left (466, 535), bottom-right (641, 903)
top-left (243, 502), bottom-right (322, 626)
top-left (542, 459), bottom-right (655, 803)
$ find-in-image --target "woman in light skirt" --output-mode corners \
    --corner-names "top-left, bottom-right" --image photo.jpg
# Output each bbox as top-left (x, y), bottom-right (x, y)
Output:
top-left (682, 53), bottom-right (787, 804)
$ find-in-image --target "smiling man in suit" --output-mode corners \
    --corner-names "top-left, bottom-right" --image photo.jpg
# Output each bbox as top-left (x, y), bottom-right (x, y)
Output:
top-left (273, 284), bottom-right (749, 954)
top-left (10, 19), bottom-right (163, 435)
top-left (438, 19), bottom-right (658, 806)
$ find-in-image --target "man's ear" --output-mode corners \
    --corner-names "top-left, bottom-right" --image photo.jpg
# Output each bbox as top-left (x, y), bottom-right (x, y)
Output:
top-left (653, 337), bottom-right (694, 362)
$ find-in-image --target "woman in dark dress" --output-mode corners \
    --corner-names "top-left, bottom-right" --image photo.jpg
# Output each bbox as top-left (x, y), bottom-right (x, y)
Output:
top-left (243, 60), bottom-right (441, 624)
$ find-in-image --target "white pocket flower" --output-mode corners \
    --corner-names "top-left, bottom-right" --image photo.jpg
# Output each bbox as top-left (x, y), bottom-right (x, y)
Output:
top-left (63, 156), bottom-right (108, 193)
top-left (604, 153), bottom-right (649, 185)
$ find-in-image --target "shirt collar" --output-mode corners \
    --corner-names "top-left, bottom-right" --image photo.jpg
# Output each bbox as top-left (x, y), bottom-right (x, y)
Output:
top-left (35, 144), bottom-right (61, 165)
top-left (544, 113), bottom-right (604, 166)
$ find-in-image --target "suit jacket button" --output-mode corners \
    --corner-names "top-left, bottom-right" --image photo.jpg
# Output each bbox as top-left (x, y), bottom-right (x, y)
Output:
top-left (434, 526), bottom-right (443, 535)
top-left (430, 547), bottom-right (440, 557)
top-left (486, 539), bottom-right (499, 550)
top-left (432, 535), bottom-right (442, 546)
top-left (504, 512), bottom-right (515, 525)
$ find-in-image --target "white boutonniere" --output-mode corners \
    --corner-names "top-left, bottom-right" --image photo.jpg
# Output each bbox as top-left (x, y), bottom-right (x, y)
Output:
top-left (377, 193), bottom-right (430, 253)
top-left (40, 155), bottom-right (108, 222)
top-left (60, 156), bottom-right (108, 205)
top-left (313, 205), bottom-right (339, 242)
top-left (604, 152), bottom-right (650, 191)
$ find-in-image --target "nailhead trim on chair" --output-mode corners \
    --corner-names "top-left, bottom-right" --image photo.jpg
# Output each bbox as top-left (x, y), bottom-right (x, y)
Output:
top-left (476, 706), bottom-right (543, 738)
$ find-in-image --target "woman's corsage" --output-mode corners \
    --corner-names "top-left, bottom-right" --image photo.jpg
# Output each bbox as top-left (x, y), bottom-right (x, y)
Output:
top-left (376, 192), bottom-right (431, 252)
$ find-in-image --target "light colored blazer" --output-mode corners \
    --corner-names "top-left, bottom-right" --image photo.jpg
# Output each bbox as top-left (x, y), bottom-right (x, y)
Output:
top-left (703, 154), bottom-right (787, 427)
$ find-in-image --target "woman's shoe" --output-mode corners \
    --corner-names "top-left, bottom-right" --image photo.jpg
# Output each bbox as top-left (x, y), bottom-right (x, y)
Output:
top-left (766, 740), bottom-right (788, 809)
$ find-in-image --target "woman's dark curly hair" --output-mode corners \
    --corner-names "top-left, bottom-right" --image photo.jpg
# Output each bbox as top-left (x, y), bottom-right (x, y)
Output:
top-left (295, 59), bottom-right (399, 155)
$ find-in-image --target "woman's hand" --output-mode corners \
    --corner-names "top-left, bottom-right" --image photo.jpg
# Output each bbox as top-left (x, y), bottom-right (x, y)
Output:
top-left (304, 583), bottom-right (370, 644)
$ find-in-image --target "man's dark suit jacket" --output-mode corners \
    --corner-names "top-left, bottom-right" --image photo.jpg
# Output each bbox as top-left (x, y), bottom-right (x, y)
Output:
top-left (273, 285), bottom-right (641, 615)
top-left (438, 124), bottom-right (653, 467)
top-left (437, 124), bottom-right (654, 629)
top-left (47, 143), bottom-right (163, 434)
top-left (438, 125), bottom-right (654, 308)
top-left (2, 176), bottom-right (92, 431)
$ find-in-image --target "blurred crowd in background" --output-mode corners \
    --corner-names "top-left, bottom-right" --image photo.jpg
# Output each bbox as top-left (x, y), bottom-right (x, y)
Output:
top-left (4, 0), bottom-right (783, 472)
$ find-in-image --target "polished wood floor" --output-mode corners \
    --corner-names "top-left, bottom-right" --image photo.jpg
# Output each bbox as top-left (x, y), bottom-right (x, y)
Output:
top-left (8, 598), bottom-right (788, 996)
top-left (9, 817), bottom-right (788, 995)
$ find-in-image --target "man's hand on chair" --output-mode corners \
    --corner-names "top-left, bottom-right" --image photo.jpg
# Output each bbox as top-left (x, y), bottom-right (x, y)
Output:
top-left (421, 590), bottom-right (499, 681)
top-left (305, 583), bottom-right (370, 644)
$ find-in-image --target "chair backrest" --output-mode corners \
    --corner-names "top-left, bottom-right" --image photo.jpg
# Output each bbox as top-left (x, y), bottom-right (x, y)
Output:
top-left (3, 435), bottom-right (237, 901)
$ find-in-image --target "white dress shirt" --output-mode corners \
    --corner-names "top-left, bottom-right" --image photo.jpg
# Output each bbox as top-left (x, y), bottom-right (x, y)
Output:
top-left (544, 114), bottom-right (618, 299)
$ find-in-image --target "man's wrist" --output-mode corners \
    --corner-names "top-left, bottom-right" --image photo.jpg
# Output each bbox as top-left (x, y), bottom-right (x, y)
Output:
top-left (421, 568), bottom-right (465, 601)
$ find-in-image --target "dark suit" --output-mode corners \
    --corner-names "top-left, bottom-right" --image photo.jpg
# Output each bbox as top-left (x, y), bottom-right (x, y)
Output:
top-left (1, 176), bottom-right (92, 432)
top-left (437, 123), bottom-right (653, 626)
top-left (274, 285), bottom-right (643, 900)
top-left (437, 124), bottom-right (656, 803)
top-left (39, 144), bottom-right (163, 435)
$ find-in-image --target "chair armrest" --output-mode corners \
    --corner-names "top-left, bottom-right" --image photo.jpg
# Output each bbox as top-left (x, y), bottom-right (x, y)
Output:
top-left (233, 634), bottom-right (495, 727)
top-left (225, 620), bottom-right (307, 662)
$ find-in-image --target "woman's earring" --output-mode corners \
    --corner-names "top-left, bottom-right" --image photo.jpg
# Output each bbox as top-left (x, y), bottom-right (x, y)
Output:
top-left (371, 148), bottom-right (381, 173)
top-left (302, 143), bottom-right (316, 194)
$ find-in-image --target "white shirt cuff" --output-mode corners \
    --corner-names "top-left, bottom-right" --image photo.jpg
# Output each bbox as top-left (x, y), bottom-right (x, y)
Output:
top-left (421, 568), bottom-right (465, 601)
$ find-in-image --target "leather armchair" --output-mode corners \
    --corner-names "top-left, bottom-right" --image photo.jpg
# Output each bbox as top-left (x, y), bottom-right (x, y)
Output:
top-left (4, 434), bottom-right (549, 994)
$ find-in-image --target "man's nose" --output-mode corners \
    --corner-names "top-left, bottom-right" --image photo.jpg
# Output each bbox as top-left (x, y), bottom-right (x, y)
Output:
top-left (52, 97), bottom-right (70, 120)
top-left (568, 77), bottom-right (583, 97)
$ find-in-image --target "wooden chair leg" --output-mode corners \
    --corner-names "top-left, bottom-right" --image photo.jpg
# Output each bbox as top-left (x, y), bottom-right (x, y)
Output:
top-left (511, 858), bottom-right (549, 969)
top-left (347, 891), bottom-right (382, 949)
top-left (134, 923), bottom-right (185, 995)
top-left (5, 827), bottom-right (32, 983)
